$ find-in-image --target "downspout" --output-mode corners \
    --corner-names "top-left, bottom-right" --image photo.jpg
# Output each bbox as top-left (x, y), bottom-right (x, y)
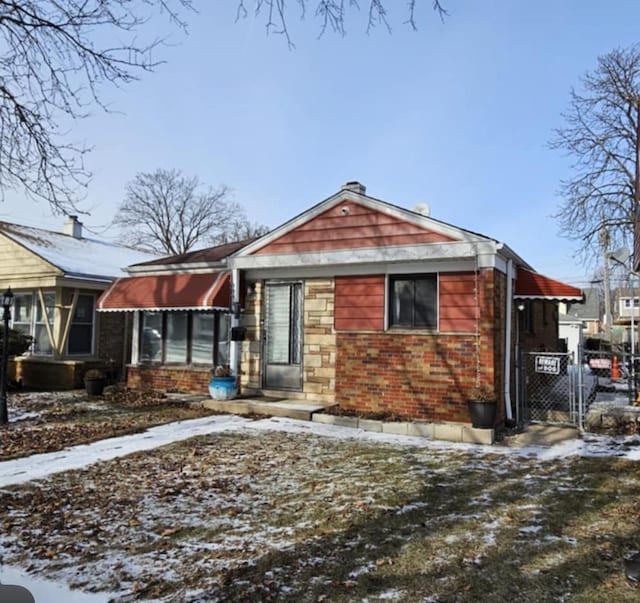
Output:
top-left (504, 259), bottom-right (514, 422)
top-left (229, 268), bottom-right (241, 377)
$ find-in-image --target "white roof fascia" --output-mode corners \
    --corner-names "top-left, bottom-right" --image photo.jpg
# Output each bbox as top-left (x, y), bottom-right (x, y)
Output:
top-left (234, 190), bottom-right (491, 258)
top-left (230, 240), bottom-right (501, 270)
top-left (126, 261), bottom-right (227, 276)
top-left (242, 258), bottom-right (478, 280)
top-left (495, 242), bottom-right (533, 271)
top-left (62, 274), bottom-right (113, 284)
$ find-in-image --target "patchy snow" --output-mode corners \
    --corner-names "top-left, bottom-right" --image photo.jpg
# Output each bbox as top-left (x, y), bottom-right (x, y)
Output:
top-left (0, 414), bottom-right (250, 487)
top-left (1, 411), bottom-right (640, 601)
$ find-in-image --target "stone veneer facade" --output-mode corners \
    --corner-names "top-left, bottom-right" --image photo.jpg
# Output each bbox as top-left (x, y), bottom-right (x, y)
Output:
top-left (240, 279), bottom-right (336, 404)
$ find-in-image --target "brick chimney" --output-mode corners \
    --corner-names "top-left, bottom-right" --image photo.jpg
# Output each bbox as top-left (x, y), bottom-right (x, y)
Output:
top-left (341, 181), bottom-right (366, 195)
top-left (64, 215), bottom-right (83, 239)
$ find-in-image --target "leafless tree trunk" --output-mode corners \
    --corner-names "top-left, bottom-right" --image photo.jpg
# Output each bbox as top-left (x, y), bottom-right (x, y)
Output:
top-left (114, 168), bottom-right (263, 255)
top-left (551, 45), bottom-right (640, 265)
top-left (0, 0), bottom-right (191, 214)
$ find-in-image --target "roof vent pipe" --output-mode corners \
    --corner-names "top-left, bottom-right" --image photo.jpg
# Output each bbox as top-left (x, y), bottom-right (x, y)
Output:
top-left (64, 215), bottom-right (83, 239)
top-left (412, 202), bottom-right (431, 217)
top-left (341, 181), bottom-right (366, 195)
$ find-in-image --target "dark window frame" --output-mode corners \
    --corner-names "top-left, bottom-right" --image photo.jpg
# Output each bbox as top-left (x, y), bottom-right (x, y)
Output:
top-left (388, 274), bottom-right (438, 330)
top-left (139, 310), bottom-right (229, 366)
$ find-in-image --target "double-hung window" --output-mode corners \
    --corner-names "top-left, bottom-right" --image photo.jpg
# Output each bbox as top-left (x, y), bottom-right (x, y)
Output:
top-left (389, 274), bottom-right (437, 329)
top-left (67, 294), bottom-right (95, 355)
top-left (12, 291), bottom-right (56, 355)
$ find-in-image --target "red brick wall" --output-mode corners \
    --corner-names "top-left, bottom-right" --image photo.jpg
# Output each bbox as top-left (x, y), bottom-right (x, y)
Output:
top-left (335, 269), bottom-right (504, 424)
top-left (127, 366), bottom-right (213, 394)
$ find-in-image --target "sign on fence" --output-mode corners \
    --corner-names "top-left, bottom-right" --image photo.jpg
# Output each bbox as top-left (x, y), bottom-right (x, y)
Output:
top-left (588, 357), bottom-right (611, 370)
top-left (534, 355), bottom-right (561, 375)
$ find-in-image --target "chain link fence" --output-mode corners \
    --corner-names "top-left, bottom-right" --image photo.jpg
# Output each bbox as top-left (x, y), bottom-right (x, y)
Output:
top-left (522, 352), bottom-right (597, 427)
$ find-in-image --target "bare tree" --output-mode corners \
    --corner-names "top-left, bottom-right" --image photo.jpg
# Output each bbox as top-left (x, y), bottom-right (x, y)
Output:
top-left (114, 168), bottom-right (254, 254)
top-left (0, 0), bottom-right (191, 214)
top-left (236, 0), bottom-right (449, 46)
top-left (211, 220), bottom-right (270, 245)
top-left (552, 45), bottom-right (640, 265)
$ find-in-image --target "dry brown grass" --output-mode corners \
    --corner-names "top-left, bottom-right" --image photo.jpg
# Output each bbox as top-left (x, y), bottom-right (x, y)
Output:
top-left (0, 426), bottom-right (639, 601)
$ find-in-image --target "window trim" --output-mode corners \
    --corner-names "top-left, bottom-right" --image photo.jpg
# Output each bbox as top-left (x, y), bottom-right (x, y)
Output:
top-left (11, 290), bottom-right (57, 356)
top-left (66, 293), bottom-right (96, 357)
top-left (139, 309), bottom-right (229, 367)
top-left (387, 273), bottom-right (438, 330)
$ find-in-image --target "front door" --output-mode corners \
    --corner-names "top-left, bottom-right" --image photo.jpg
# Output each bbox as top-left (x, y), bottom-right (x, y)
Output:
top-left (263, 282), bottom-right (303, 390)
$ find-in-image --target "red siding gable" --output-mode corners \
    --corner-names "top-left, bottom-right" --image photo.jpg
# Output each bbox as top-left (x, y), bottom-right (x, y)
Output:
top-left (255, 200), bottom-right (457, 255)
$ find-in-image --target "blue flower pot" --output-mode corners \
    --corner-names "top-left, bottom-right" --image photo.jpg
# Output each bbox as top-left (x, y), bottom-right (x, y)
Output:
top-left (209, 376), bottom-right (238, 400)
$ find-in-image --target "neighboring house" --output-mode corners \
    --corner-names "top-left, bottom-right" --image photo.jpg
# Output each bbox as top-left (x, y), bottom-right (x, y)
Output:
top-left (559, 287), bottom-right (601, 359)
top-left (0, 216), bottom-right (157, 388)
top-left (612, 286), bottom-right (640, 350)
top-left (99, 182), bottom-right (582, 426)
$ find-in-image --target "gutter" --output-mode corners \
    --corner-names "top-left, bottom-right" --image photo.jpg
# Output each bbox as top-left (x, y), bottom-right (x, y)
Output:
top-left (504, 259), bottom-right (514, 423)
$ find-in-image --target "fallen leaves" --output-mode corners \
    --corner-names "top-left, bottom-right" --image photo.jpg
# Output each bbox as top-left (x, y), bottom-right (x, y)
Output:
top-left (0, 389), bottom-right (216, 461)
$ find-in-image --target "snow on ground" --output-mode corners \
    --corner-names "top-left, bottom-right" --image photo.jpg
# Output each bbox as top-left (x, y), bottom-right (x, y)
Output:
top-left (0, 415), bottom-right (249, 488)
top-left (1, 411), bottom-right (640, 489)
top-left (0, 415), bottom-right (640, 487)
top-left (1, 413), bottom-right (640, 601)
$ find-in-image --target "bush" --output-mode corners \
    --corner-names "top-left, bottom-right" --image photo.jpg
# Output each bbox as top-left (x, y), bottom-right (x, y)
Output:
top-left (0, 326), bottom-right (32, 357)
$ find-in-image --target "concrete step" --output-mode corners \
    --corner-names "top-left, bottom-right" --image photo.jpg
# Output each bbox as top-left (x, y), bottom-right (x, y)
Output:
top-left (200, 397), bottom-right (327, 421)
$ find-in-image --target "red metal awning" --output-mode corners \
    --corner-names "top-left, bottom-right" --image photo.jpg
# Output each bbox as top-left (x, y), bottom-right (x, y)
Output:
top-left (97, 271), bottom-right (231, 312)
top-left (515, 267), bottom-right (582, 301)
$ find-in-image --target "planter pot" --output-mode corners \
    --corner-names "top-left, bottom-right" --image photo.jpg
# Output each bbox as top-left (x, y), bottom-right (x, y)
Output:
top-left (467, 400), bottom-right (497, 429)
top-left (84, 378), bottom-right (106, 396)
top-left (209, 376), bottom-right (238, 401)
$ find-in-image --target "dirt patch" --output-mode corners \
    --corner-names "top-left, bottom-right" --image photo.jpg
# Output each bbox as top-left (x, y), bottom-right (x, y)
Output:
top-left (0, 387), bottom-right (219, 461)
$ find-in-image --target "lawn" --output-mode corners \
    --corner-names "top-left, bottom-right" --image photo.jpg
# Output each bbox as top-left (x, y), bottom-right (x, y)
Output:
top-left (0, 388), bottom-right (217, 461)
top-left (0, 406), bottom-right (639, 602)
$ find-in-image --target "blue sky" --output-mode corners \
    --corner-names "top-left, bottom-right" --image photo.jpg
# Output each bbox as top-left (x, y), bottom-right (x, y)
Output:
top-left (3, 1), bottom-right (640, 286)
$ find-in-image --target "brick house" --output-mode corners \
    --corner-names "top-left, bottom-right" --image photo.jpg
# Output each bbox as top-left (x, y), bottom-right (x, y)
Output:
top-left (0, 216), bottom-right (156, 388)
top-left (99, 182), bottom-right (582, 426)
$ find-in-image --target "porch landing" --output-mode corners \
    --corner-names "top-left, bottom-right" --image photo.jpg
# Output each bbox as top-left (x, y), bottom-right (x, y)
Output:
top-left (200, 396), bottom-right (333, 421)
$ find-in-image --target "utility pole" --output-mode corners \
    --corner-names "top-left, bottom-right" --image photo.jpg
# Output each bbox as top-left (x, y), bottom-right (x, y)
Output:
top-left (601, 221), bottom-right (612, 343)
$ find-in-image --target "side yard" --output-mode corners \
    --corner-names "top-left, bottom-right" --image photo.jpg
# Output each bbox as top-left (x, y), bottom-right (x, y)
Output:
top-left (0, 404), bottom-right (639, 601)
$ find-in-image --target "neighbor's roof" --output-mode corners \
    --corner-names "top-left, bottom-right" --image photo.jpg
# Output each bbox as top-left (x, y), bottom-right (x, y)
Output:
top-left (565, 288), bottom-right (600, 320)
top-left (97, 271), bottom-right (230, 312)
top-left (128, 238), bottom-right (257, 271)
top-left (0, 221), bottom-right (158, 281)
top-left (515, 267), bottom-right (583, 301)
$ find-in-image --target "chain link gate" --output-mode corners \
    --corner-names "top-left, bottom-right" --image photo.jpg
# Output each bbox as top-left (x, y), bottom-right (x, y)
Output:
top-left (520, 352), bottom-right (595, 428)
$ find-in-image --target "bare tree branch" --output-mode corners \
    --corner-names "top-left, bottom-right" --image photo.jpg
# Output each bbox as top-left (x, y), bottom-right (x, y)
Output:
top-left (236, 0), bottom-right (448, 45)
top-left (0, 0), bottom-right (191, 215)
top-left (551, 45), bottom-right (640, 265)
top-left (114, 168), bottom-right (267, 255)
